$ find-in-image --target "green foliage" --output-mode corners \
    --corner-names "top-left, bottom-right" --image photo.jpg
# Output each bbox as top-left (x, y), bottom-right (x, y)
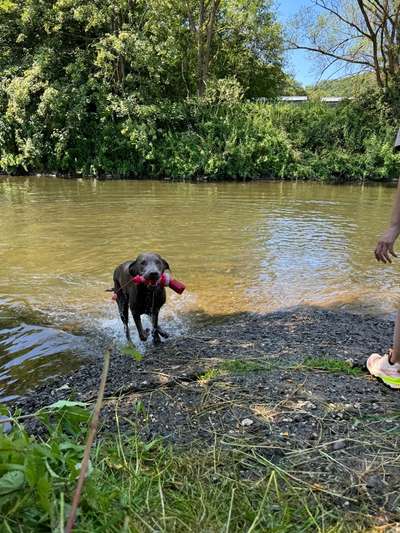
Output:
top-left (303, 357), bottom-right (363, 376)
top-left (120, 344), bottom-right (143, 361)
top-left (307, 72), bottom-right (376, 98)
top-left (0, 1), bottom-right (398, 181)
top-left (0, 86), bottom-right (398, 180)
top-left (1, 407), bottom-right (368, 531)
top-left (268, 100), bottom-right (399, 182)
top-left (37, 400), bottom-right (90, 435)
top-left (198, 359), bottom-right (272, 381)
top-left (198, 367), bottom-right (223, 381)
top-left (0, 401), bottom-right (90, 530)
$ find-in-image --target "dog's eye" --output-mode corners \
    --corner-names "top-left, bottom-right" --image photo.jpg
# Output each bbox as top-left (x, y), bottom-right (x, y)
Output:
top-left (140, 260), bottom-right (146, 266)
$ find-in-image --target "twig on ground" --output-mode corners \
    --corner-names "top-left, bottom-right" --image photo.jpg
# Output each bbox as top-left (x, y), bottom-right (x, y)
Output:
top-left (65, 348), bottom-right (111, 533)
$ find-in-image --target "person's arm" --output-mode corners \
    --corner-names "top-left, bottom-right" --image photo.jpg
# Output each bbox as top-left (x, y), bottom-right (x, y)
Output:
top-left (375, 128), bottom-right (400, 263)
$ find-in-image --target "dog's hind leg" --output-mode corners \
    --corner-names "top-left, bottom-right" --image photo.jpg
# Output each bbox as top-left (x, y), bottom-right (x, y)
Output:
top-left (115, 286), bottom-right (132, 344)
top-left (121, 301), bottom-right (133, 344)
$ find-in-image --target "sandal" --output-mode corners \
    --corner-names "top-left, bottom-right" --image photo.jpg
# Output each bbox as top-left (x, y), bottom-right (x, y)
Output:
top-left (367, 352), bottom-right (400, 389)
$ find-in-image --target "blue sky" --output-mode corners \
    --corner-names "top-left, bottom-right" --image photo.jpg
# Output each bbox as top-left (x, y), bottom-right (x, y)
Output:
top-left (277, 0), bottom-right (363, 86)
top-left (277, 0), bottom-right (319, 86)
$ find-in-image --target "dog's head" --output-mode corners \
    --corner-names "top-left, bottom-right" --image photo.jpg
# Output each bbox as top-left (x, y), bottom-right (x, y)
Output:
top-left (129, 253), bottom-right (170, 283)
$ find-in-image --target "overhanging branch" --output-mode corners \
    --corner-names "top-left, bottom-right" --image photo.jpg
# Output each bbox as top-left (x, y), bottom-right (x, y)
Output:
top-left (287, 42), bottom-right (375, 68)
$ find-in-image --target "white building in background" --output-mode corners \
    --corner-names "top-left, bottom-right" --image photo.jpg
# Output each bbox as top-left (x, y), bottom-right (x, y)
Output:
top-left (278, 96), bottom-right (309, 103)
top-left (255, 96), bottom-right (352, 105)
top-left (320, 96), bottom-right (349, 104)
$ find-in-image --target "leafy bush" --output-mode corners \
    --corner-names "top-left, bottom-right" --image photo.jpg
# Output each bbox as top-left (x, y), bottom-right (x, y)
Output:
top-left (0, 401), bottom-right (90, 530)
top-left (0, 88), bottom-right (398, 181)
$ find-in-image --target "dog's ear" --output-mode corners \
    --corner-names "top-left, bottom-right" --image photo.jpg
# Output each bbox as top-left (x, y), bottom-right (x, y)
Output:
top-left (128, 261), bottom-right (138, 276)
top-left (160, 256), bottom-right (170, 272)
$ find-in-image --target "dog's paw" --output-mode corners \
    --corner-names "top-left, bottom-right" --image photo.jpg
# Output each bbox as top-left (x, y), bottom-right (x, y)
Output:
top-left (157, 327), bottom-right (169, 339)
top-left (152, 334), bottom-right (162, 346)
top-left (139, 328), bottom-right (150, 341)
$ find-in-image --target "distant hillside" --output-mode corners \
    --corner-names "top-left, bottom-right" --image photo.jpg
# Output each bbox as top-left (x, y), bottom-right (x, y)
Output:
top-left (307, 72), bottom-right (376, 97)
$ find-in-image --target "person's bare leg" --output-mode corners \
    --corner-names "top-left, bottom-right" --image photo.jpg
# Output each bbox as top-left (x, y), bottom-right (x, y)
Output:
top-left (367, 311), bottom-right (400, 387)
top-left (391, 310), bottom-right (400, 363)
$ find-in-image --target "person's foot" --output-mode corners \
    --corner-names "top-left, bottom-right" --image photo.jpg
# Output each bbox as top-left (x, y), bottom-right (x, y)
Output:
top-left (367, 352), bottom-right (400, 389)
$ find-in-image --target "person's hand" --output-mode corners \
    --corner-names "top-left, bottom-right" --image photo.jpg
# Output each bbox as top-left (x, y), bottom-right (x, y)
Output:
top-left (375, 226), bottom-right (400, 263)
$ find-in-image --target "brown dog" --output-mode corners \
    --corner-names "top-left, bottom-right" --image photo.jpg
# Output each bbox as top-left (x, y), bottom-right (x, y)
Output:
top-left (113, 253), bottom-right (170, 345)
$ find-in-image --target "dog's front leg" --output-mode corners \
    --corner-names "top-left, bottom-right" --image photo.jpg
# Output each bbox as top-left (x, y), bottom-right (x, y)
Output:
top-left (151, 310), bottom-right (169, 342)
top-left (151, 313), bottom-right (169, 344)
top-left (151, 311), bottom-right (161, 345)
top-left (133, 313), bottom-right (150, 342)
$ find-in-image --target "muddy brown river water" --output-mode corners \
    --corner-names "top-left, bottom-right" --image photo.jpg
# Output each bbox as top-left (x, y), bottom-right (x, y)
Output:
top-left (1, 176), bottom-right (399, 400)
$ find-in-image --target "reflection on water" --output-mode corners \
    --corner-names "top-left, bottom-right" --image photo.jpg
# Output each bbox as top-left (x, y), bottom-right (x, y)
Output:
top-left (0, 176), bottom-right (398, 398)
top-left (0, 303), bottom-right (90, 401)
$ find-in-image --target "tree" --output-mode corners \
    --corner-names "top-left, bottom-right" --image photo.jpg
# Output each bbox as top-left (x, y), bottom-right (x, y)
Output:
top-left (187, 0), bottom-right (222, 96)
top-left (150, 0), bottom-right (284, 98)
top-left (288, 0), bottom-right (400, 91)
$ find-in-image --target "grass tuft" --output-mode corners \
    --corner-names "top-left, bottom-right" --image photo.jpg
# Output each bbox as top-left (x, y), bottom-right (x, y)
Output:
top-left (302, 357), bottom-right (363, 376)
top-left (198, 359), bottom-right (272, 382)
top-left (120, 345), bottom-right (143, 362)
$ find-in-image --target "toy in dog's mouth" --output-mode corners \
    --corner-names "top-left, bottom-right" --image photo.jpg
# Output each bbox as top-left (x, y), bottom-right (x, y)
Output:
top-left (108, 273), bottom-right (186, 301)
top-left (132, 273), bottom-right (185, 294)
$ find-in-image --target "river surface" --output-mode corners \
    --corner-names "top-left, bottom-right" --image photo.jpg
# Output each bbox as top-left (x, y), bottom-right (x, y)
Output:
top-left (1, 176), bottom-right (399, 400)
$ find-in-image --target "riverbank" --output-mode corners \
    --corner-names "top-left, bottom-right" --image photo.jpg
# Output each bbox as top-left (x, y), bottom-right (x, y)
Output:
top-left (1, 101), bottom-right (399, 183)
top-left (10, 306), bottom-right (400, 529)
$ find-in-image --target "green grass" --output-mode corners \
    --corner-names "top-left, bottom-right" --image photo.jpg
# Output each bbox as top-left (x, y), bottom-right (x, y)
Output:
top-left (120, 345), bottom-right (143, 362)
top-left (1, 405), bottom-right (368, 532)
top-left (200, 357), bottom-right (363, 384)
top-left (2, 365), bottom-right (378, 532)
top-left (199, 359), bottom-right (273, 382)
top-left (198, 368), bottom-right (224, 381)
top-left (302, 357), bottom-right (363, 376)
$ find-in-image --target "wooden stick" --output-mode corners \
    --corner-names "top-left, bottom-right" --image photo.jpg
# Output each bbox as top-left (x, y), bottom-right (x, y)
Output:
top-left (65, 348), bottom-right (111, 533)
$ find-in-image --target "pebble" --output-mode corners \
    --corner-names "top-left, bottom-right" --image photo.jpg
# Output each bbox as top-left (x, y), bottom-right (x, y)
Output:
top-left (241, 418), bottom-right (254, 427)
top-left (302, 401), bottom-right (317, 410)
top-left (332, 440), bottom-right (346, 451)
top-left (366, 475), bottom-right (384, 489)
top-left (55, 384), bottom-right (70, 391)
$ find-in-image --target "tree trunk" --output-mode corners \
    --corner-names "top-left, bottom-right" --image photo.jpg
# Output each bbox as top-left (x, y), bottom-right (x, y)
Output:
top-left (200, 0), bottom-right (220, 96)
top-left (196, 1), bottom-right (207, 96)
